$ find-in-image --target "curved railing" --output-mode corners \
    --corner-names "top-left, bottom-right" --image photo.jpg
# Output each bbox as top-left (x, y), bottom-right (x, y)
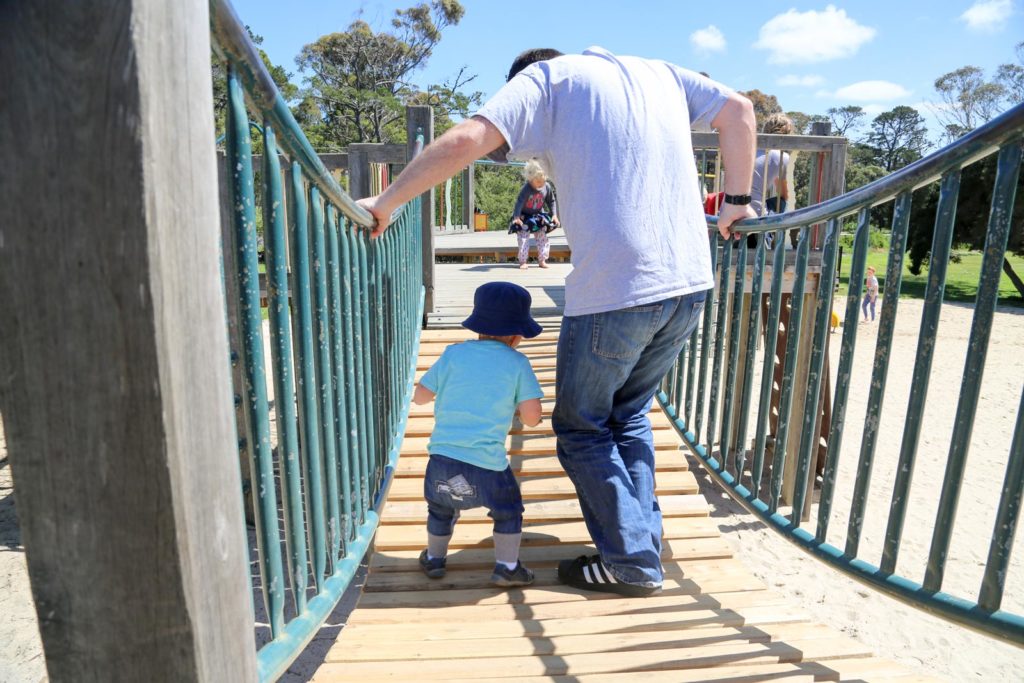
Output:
top-left (211, 1), bottom-right (423, 679)
top-left (663, 102), bottom-right (1024, 644)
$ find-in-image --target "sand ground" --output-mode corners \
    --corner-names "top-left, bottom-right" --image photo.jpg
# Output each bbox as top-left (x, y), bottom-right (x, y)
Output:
top-left (2, 297), bottom-right (1022, 681)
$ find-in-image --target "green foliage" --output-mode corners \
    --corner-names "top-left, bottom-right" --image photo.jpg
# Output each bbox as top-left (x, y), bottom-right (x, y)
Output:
top-left (474, 165), bottom-right (524, 228)
top-left (212, 28), bottom-right (296, 143)
top-left (739, 89), bottom-right (782, 129)
top-left (827, 105), bottom-right (866, 138)
top-left (295, 1), bottom-right (472, 146)
top-left (838, 229), bottom-right (890, 251)
top-left (835, 248), bottom-right (1024, 307)
top-left (865, 106), bottom-right (929, 172)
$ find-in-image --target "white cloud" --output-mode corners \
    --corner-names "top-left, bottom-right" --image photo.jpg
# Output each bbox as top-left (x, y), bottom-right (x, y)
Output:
top-left (959, 0), bottom-right (1014, 32)
top-left (753, 5), bottom-right (876, 64)
top-left (833, 80), bottom-right (912, 101)
top-left (861, 103), bottom-right (889, 116)
top-left (777, 74), bottom-right (825, 87)
top-left (690, 25), bottom-right (726, 55)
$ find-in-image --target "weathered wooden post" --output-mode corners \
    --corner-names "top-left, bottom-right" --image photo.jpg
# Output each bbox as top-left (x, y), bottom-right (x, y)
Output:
top-left (462, 164), bottom-right (475, 230)
top-left (405, 106), bottom-right (436, 324)
top-left (0, 1), bottom-right (258, 680)
top-left (347, 146), bottom-right (371, 200)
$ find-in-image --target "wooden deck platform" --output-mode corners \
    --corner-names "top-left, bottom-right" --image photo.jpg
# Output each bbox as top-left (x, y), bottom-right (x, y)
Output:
top-left (313, 325), bottom-right (937, 683)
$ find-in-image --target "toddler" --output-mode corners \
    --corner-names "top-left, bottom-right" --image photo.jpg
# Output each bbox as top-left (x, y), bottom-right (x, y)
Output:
top-left (414, 282), bottom-right (544, 586)
top-left (862, 266), bottom-right (879, 321)
top-left (510, 159), bottom-right (559, 269)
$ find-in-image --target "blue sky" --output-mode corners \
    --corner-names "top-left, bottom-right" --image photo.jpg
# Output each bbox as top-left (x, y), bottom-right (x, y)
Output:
top-left (234, 0), bottom-right (1022, 143)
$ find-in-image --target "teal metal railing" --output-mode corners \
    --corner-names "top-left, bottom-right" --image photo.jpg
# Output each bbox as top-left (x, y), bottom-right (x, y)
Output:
top-left (661, 103), bottom-right (1024, 645)
top-left (211, 2), bottom-right (423, 679)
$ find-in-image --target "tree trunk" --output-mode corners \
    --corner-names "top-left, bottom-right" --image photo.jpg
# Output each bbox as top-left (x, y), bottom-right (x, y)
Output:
top-left (1003, 257), bottom-right (1024, 299)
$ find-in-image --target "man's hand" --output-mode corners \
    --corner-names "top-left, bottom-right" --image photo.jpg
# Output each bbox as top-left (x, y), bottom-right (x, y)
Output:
top-left (716, 202), bottom-right (757, 240)
top-left (356, 196), bottom-right (392, 239)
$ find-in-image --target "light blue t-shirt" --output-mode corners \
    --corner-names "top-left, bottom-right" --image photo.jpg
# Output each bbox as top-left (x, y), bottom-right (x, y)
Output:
top-left (420, 340), bottom-right (544, 471)
top-left (476, 47), bottom-right (730, 316)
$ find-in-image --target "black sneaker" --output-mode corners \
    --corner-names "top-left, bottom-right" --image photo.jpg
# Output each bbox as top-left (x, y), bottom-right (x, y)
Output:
top-left (490, 561), bottom-right (535, 587)
top-left (419, 549), bottom-right (446, 579)
top-left (557, 554), bottom-right (661, 597)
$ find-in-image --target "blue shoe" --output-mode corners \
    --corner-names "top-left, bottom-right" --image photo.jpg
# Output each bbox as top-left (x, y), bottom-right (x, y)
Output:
top-left (419, 549), bottom-right (446, 579)
top-left (490, 561), bottom-right (534, 587)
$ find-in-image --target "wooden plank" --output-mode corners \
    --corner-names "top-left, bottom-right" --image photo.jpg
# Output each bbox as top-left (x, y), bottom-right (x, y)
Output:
top-left (384, 469), bottom-right (699, 501)
top-left (313, 635), bottom-right (871, 680)
top-left (373, 515), bottom-right (725, 550)
top-left (395, 431), bottom-right (682, 459)
top-left (381, 493), bottom-right (709, 524)
top-left (391, 450), bottom-right (688, 479)
top-left (0, 2), bottom-right (258, 679)
top-left (337, 604), bottom-right (810, 642)
top-left (409, 397), bottom-right (668, 418)
top-left (332, 623), bottom-right (849, 662)
top-left (460, 665), bottom-right (816, 683)
top-left (403, 408), bottom-right (676, 436)
top-left (358, 560), bottom-right (751, 606)
top-left (348, 587), bottom-right (789, 625)
top-left (369, 539), bottom-right (739, 573)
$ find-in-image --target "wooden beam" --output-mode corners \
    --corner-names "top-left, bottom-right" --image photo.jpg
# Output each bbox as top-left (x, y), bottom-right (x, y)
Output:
top-left (406, 106), bottom-right (436, 322)
top-left (347, 146), bottom-right (370, 200)
top-left (0, 1), bottom-right (257, 680)
top-left (692, 131), bottom-right (842, 153)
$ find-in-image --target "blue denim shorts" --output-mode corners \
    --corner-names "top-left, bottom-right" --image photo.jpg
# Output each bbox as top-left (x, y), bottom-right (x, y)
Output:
top-left (424, 454), bottom-right (524, 535)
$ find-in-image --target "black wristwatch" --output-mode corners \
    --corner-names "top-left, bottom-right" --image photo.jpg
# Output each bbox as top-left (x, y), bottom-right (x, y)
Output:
top-left (723, 193), bottom-right (752, 205)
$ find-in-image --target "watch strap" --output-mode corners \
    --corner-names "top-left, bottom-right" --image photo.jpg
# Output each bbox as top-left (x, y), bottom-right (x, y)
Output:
top-left (723, 193), bottom-right (752, 205)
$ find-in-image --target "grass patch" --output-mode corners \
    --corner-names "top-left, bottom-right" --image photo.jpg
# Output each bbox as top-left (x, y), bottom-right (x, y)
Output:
top-left (835, 249), bottom-right (1024, 308)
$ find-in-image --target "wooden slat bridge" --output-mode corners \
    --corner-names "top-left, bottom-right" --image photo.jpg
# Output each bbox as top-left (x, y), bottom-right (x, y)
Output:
top-left (313, 324), bottom-right (939, 683)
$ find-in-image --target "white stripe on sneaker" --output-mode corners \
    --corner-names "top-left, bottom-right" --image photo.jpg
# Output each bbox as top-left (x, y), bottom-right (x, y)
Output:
top-left (601, 563), bottom-right (618, 583)
top-left (590, 562), bottom-right (605, 583)
top-left (583, 565), bottom-right (594, 584)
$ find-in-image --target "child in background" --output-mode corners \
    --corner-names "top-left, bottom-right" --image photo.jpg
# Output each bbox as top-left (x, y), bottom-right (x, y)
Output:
top-left (510, 160), bottom-right (560, 270)
top-left (414, 282), bottom-right (545, 587)
top-left (862, 266), bottom-right (879, 322)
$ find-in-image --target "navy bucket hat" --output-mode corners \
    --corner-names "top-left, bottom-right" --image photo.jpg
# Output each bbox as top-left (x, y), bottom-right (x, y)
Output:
top-left (462, 282), bottom-right (543, 338)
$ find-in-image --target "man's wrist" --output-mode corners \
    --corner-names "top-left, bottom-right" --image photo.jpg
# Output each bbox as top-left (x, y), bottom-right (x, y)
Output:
top-left (723, 193), bottom-right (752, 206)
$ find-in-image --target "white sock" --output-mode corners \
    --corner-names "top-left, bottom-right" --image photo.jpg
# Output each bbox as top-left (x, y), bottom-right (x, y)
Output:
top-left (498, 560), bottom-right (518, 571)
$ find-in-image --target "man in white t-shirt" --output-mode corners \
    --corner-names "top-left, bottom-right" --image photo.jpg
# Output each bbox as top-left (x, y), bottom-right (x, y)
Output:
top-left (359, 47), bottom-right (756, 596)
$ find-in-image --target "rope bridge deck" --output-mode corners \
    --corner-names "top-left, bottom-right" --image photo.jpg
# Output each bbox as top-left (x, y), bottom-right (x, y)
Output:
top-left (312, 325), bottom-right (936, 682)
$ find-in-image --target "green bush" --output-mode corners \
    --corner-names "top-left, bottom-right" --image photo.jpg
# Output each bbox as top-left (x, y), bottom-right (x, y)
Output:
top-left (838, 228), bottom-right (890, 251)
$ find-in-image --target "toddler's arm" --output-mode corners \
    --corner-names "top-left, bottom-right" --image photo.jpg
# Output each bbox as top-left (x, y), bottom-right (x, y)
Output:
top-left (413, 383), bottom-right (436, 405)
top-left (518, 398), bottom-right (543, 427)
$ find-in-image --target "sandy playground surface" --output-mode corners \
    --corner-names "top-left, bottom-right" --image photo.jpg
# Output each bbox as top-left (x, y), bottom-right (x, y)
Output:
top-left (1, 297), bottom-right (1023, 682)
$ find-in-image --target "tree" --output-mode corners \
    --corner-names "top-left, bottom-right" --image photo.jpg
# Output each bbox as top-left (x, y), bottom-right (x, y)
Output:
top-left (865, 106), bottom-right (929, 172)
top-left (739, 89), bottom-right (782, 129)
top-left (297, 1), bottom-right (468, 146)
top-left (827, 105), bottom-right (866, 138)
top-left (910, 52), bottom-right (1024, 298)
top-left (933, 66), bottom-right (1007, 141)
top-left (212, 28), bottom-right (298, 142)
top-left (786, 111), bottom-right (827, 135)
top-left (474, 165), bottom-right (524, 227)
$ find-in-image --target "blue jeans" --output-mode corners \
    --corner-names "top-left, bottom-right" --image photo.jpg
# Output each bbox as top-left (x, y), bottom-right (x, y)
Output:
top-left (553, 291), bottom-right (708, 585)
top-left (424, 454), bottom-right (524, 535)
top-left (862, 294), bottom-right (876, 320)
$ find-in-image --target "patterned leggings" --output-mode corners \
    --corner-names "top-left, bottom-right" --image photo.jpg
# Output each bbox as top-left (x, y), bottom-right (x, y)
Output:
top-left (516, 230), bottom-right (550, 264)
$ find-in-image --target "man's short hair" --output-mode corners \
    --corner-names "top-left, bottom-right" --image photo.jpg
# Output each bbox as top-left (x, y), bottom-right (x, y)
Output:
top-left (507, 48), bottom-right (564, 82)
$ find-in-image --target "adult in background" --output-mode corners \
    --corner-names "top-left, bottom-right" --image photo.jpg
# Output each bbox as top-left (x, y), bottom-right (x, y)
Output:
top-left (358, 47), bottom-right (756, 596)
top-left (750, 112), bottom-right (795, 248)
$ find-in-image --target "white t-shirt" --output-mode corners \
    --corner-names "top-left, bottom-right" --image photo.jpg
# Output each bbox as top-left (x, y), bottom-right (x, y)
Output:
top-left (476, 47), bottom-right (730, 316)
top-left (751, 149), bottom-right (790, 215)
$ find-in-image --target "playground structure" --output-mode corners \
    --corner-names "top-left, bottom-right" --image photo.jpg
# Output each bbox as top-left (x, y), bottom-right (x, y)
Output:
top-left (2, 1), bottom-right (1023, 681)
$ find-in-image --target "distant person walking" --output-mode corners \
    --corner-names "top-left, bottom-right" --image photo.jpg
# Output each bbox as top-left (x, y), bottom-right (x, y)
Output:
top-left (510, 159), bottom-right (559, 269)
top-left (863, 266), bottom-right (879, 321)
top-left (357, 46), bottom-right (756, 597)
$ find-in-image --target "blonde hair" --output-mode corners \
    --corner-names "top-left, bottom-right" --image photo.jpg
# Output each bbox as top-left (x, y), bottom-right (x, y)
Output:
top-left (524, 159), bottom-right (547, 182)
top-left (763, 113), bottom-right (794, 135)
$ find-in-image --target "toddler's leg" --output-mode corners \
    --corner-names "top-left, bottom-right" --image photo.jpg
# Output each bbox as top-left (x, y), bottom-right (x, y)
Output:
top-left (516, 230), bottom-right (530, 266)
top-left (487, 469), bottom-right (533, 587)
top-left (862, 295), bottom-right (869, 320)
top-left (536, 230), bottom-right (550, 267)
